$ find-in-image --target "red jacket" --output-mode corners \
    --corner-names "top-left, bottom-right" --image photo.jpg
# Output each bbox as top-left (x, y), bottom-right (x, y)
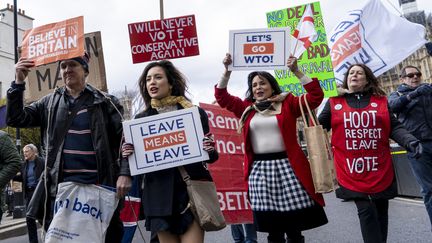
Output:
top-left (214, 79), bottom-right (325, 206)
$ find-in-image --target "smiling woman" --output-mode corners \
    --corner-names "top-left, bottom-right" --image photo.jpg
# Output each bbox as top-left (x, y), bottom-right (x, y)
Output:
top-left (215, 53), bottom-right (327, 243)
top-left (318, 63), bottom-right (420, 243)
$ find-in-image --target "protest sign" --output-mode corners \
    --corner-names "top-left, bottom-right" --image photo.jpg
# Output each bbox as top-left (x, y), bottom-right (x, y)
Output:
top-left (328, 0), bottom-right (426, 83)
top-left (267, 2), bottom-right (337, 97)
top-left (21, 16), bottom-right (84, 67)
top-left (122, 107), bottom-right (209, 175)
top-left (128, 15), bottom-right (199, 63)
top-left (228, 28), bottom-right (290, 71)
top-left (26, 31), bottom-right (107, 103)
top-left (200, 103), bottom-right (253, 224)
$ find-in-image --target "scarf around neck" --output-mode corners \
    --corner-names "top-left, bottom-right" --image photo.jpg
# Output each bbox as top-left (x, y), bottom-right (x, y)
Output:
top-left (151, 96), bottom-right (194, 109)
top-left (237, 101), bottom-right (282, 133)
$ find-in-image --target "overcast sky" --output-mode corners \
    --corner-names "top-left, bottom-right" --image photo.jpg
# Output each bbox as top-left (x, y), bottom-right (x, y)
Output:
top-left (10, 0), bottom-right (432, 104)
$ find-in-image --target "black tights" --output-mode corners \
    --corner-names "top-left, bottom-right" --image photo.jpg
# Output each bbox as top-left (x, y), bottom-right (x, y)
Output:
top-left (355, 199), bottom-right (389, 243)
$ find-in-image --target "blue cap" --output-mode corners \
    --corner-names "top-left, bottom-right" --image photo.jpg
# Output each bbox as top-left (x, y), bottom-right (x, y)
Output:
top-left (67, 51), bottom-right (90, 73)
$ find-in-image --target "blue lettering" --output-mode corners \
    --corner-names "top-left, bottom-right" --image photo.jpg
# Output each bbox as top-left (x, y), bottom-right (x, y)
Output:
top-left (244, 56), bottom-right (255, 63)
top-left (181, 145), bottom-right (190, 156)
top-left (158, 122), bottom-right (167, 133)
top-left (176, 118), bottom-right (184, 129)
top-left (54, 199), bottom-right (69, 213)
top-left (82, 203), bottom-right (90, 214)
top-left (148, 124), bottom-right (157, 135)
top-left (73, 197), bottom-right (82, 212)
top-left (244, 55), bottom-right (273, 64)
top-left (163, 149), bottom-right (174, 159)
top-left (246, 35), bottom-right (272, 42)
top-left (145, 153), bottom-right (154, 163)
top-left (154, 150), bottom-right (162, 161)
top-left (90, 207), bottom-right (98, 217)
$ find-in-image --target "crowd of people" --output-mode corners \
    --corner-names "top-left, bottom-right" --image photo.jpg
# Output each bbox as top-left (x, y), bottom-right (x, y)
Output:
top-left (0, 46), bottom-right (431, 243)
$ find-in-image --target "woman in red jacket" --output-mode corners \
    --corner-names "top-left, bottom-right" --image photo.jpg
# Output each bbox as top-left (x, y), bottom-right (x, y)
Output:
top-left (214, 54), bottom-right (327, 243)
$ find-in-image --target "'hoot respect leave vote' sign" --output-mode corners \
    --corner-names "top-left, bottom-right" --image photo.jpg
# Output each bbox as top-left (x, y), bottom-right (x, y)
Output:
top-left (122, 107), bottom-right (209, 175)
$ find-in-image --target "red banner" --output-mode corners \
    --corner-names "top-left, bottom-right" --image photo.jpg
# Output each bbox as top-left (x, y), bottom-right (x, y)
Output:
top-left (128, 15), bottom-right (199, 63)
top-left (199, 103), bottom-right (253, 224)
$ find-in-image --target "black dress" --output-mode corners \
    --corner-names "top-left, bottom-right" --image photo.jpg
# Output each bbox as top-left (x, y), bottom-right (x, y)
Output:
top-left (137, 105), bottom-right (219, 234)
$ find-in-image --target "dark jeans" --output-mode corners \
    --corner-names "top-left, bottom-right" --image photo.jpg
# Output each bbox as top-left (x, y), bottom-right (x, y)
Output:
top-left (407, 141), bottom-right (432, 230)
top-left (25, 188), bottom-right (39, 243)
top-left (231, 224), bottom-right (258, 243)
top-left (354, 199), bottom-right (389, 243)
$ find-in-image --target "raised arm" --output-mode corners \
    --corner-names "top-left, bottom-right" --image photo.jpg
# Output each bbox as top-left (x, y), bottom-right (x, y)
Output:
top-left (6, 58), bottom-right (44, 128)
top-left (214, 53), bottom-right (249, 118)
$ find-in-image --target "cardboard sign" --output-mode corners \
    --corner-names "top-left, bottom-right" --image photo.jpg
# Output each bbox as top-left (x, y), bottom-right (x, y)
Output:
top-left (128, 15), bottom-right (199, 63)
top-left (228, 28), bottom-right (291, 71)
top-left (267, 2), bottom-right (338, 97)
top-left (25, 31), bottom-right (107, 103)
top-left (21, 16), bottom-right (85, 66)
top-left (199, 103), bottom-right (253, 224)
top-left (123, 107), bottom-right (209, 175)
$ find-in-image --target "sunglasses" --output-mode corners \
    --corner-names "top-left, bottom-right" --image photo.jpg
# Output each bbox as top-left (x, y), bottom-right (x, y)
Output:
top-left (404, 72), bottom-right (422, 78)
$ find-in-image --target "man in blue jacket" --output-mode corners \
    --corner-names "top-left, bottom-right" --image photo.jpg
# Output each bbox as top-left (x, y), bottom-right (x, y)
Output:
top-left (389, 65), bottom-right (432, 230)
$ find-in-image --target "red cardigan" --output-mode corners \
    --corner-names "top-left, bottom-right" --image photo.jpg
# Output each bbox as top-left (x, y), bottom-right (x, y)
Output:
top-left (214, 79), bottom-right (325, 206)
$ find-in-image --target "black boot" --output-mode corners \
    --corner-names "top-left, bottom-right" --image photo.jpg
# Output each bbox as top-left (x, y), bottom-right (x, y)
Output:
top-left (286, 235), bottom-right (305, 243)
top-left (267, 232), bottom-right (285, 243)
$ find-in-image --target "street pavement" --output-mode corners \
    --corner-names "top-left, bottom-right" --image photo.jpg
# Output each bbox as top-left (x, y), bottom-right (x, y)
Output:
top-left (4, 193), bottom-right (431, 242)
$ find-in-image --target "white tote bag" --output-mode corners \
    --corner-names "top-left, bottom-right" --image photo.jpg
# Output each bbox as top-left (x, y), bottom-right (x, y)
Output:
top-left (45, 182), bottom-right (119, 243)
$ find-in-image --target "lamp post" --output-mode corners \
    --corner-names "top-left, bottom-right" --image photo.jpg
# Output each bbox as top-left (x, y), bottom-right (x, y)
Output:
top-left (13, 0), bottom-right (21, 154)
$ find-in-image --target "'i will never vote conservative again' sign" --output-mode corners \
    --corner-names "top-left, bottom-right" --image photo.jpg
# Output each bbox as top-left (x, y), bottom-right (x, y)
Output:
top-left (122, 107), bottom-right (209, 175)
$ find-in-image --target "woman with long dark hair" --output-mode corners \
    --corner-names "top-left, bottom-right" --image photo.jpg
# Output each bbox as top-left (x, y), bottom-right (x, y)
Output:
top-left (122, 60), bottom-right (218, 243)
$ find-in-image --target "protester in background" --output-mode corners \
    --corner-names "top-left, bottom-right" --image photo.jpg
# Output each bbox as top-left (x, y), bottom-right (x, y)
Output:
top-left (121, 60), bottom-right (219, 243)
top-left (318, 64), bottom-right (421, 243)
top-left (388, 65), bottom-right (432, 230)
top-left (7, 53), bottom-right (131, 242)
top-left (215, 53), bottom-right (327, 243)
top-left (13, 144), bottom-right (44, 243)
top-left (0, 130), bottom-right (22, 224)
top-left (231, 223), bottom-right (257, 243)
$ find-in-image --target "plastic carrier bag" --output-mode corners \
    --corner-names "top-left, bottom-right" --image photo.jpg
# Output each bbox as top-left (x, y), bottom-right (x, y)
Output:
top-left (45, 182), bottom-right (119, 243)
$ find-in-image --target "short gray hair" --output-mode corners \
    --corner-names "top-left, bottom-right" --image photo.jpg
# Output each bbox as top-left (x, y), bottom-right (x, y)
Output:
top-left (24, 144), bottom-right (38, 154)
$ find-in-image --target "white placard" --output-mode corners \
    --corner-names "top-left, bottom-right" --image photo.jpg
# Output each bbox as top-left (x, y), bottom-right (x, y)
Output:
top-left (229, 28), bottom-right (291, 71)
top-left (122, 107), bottom-right (209, 175)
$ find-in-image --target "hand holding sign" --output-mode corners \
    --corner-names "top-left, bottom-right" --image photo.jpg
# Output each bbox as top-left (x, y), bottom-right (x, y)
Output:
top-left (122, 143), bottom-right (134, 157)
top-left (223, 53), bottom-right (233, 71)
top-left (286, 55), bottom-right (299, 73)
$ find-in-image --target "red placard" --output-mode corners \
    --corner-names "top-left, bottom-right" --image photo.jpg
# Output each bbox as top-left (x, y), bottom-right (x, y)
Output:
top-left (128, 15), bottom-right (199, 63)
top-left (199, 103), bottom-right (253, 224)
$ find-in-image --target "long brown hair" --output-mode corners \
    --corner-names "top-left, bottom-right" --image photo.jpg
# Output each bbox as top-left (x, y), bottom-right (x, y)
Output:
top-left (341, 64), bottom-right (386, 96)
top-left (138, 60), bottom-right (190, 108)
